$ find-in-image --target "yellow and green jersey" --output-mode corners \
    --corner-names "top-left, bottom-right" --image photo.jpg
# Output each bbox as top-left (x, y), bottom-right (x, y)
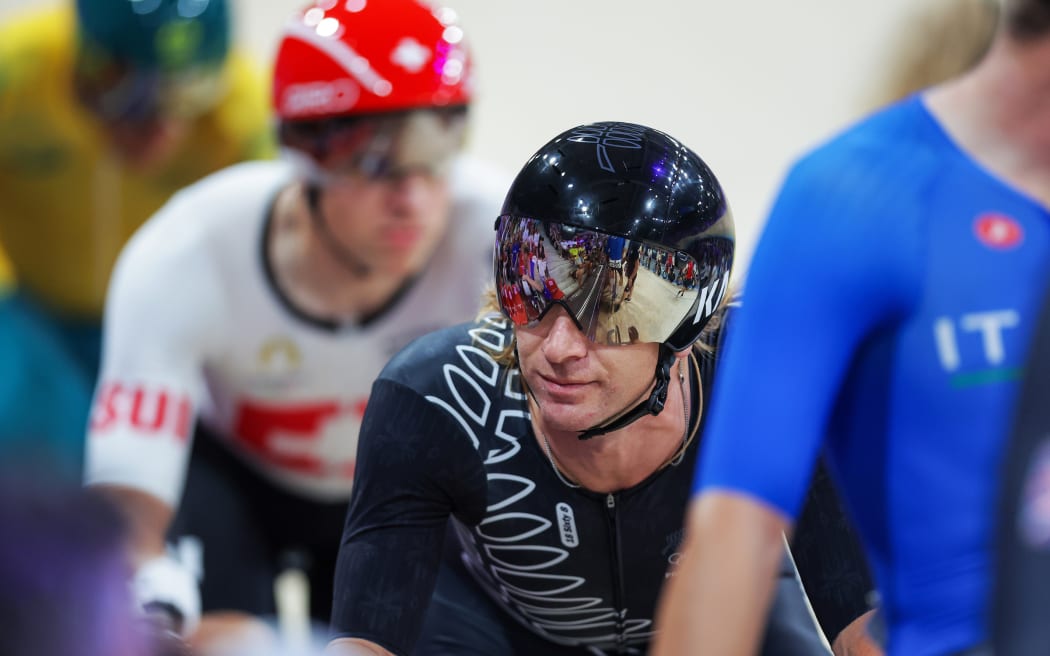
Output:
top-left (0, 6), bottom-right (275, 317)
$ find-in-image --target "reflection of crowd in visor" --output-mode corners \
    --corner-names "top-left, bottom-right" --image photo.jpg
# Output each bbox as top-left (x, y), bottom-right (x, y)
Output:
top-left (548, 222), bottom-right (637, 313)
top-left (497, 215), bottom-right (720, 331)
top-left (496, 218), bottom-right (565, 324)
top-left (547, 224), bottom-right (610, 293)
top-left (495, 214), bottom-right (736, 349)
top-left (638, 246), bottom-right (700, 297)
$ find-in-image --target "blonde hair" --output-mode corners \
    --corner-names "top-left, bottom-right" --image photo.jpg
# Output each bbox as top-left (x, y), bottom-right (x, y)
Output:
top-left (863, 0), bottom-right (1000, 111)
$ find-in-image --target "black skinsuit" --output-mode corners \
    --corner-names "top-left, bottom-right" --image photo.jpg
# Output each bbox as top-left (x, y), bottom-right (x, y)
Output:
top-left (331, 315), bottom-right (867, 655)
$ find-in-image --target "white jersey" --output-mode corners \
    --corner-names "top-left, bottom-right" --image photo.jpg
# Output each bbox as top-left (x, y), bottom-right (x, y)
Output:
top-left (86, 158), bottom-right (509, 505)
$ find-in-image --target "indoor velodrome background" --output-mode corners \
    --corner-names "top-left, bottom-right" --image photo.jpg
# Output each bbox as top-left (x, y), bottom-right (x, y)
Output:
top-left (0, 0), bottom-right (925, 276)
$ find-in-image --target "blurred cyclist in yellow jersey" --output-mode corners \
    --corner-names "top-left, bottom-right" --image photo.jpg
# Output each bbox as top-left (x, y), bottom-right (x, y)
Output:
top-left (0, 0), bottom-right (273, 478)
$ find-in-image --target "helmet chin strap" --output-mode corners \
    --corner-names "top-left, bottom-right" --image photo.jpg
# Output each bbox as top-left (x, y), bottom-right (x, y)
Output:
top-left (576, 343), bottom-right (677, 441)
top-left (305, 184), bottom-right (371, 277)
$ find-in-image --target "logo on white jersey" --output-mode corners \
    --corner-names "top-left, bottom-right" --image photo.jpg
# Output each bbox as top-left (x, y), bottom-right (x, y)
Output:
top-left (258, 336), bottom-right (303, 373)
top-left (234, 398), bottom-right (367, 477)
top-left (90, 382), bottom-right (192, 440)
top-left (556, 502), bottom-right (579, 548)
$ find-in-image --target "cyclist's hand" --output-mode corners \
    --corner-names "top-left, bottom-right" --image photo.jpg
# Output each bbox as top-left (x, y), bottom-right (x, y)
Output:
top-left (132, 554), bottom-right (201, 638)
top-left (139, 607), bottom-right (194, 656)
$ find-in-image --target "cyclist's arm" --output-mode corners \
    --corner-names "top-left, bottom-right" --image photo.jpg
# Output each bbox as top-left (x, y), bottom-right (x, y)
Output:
top-left (656, 145), bottom-right (922, 655)
top-left (655, 492), bottom-right (790, 656)
top-left (791, 458), bottom-right (877, 648)
top-left (329, 378), bottom-right (487, 655)
top-left (84, 196), bottom-right (224, 635)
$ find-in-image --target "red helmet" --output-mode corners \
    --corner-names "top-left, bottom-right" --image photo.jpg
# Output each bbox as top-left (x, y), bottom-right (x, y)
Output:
top-left (273, 0), bottom-right (473, 121)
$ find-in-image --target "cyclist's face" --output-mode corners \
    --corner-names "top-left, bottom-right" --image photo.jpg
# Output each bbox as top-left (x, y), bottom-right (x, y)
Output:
top-left (75, 57), bottom-right (221, 168)
top-left (101, 116), bottom-right (190, 168)
top-left (318, 168), bottom-right (453, 278)
top-left (516, 306), bottom-right (659, 434)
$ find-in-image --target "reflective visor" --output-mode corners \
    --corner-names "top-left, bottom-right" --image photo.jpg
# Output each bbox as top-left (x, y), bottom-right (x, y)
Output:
top-left (495, 216), bottom-right (721, 346)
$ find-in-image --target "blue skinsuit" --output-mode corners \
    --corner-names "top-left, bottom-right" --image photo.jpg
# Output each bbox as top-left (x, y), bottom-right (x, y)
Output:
top-left (695, 95), bottom-right (1050, 655)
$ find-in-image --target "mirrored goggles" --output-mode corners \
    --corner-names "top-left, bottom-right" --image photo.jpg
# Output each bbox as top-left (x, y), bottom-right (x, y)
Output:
top-left (279, 107), bottom-right (468, 182)
top-left (494, 216), bottom-right (730, 346)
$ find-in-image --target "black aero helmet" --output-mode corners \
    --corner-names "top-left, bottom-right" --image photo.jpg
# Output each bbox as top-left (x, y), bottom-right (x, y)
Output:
top-left (495, 121), bottom-right (734, 352)
top-left (494, 121), bottom-right (734, 438)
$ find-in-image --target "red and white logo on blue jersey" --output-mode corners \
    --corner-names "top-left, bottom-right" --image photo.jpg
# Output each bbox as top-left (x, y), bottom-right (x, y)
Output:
top-left (974, 213), bottom-right (1024, 250)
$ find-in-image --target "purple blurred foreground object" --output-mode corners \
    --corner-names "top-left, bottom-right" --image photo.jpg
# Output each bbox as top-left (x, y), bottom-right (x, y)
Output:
top-left (0, 468), bottom-right (146, 656)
